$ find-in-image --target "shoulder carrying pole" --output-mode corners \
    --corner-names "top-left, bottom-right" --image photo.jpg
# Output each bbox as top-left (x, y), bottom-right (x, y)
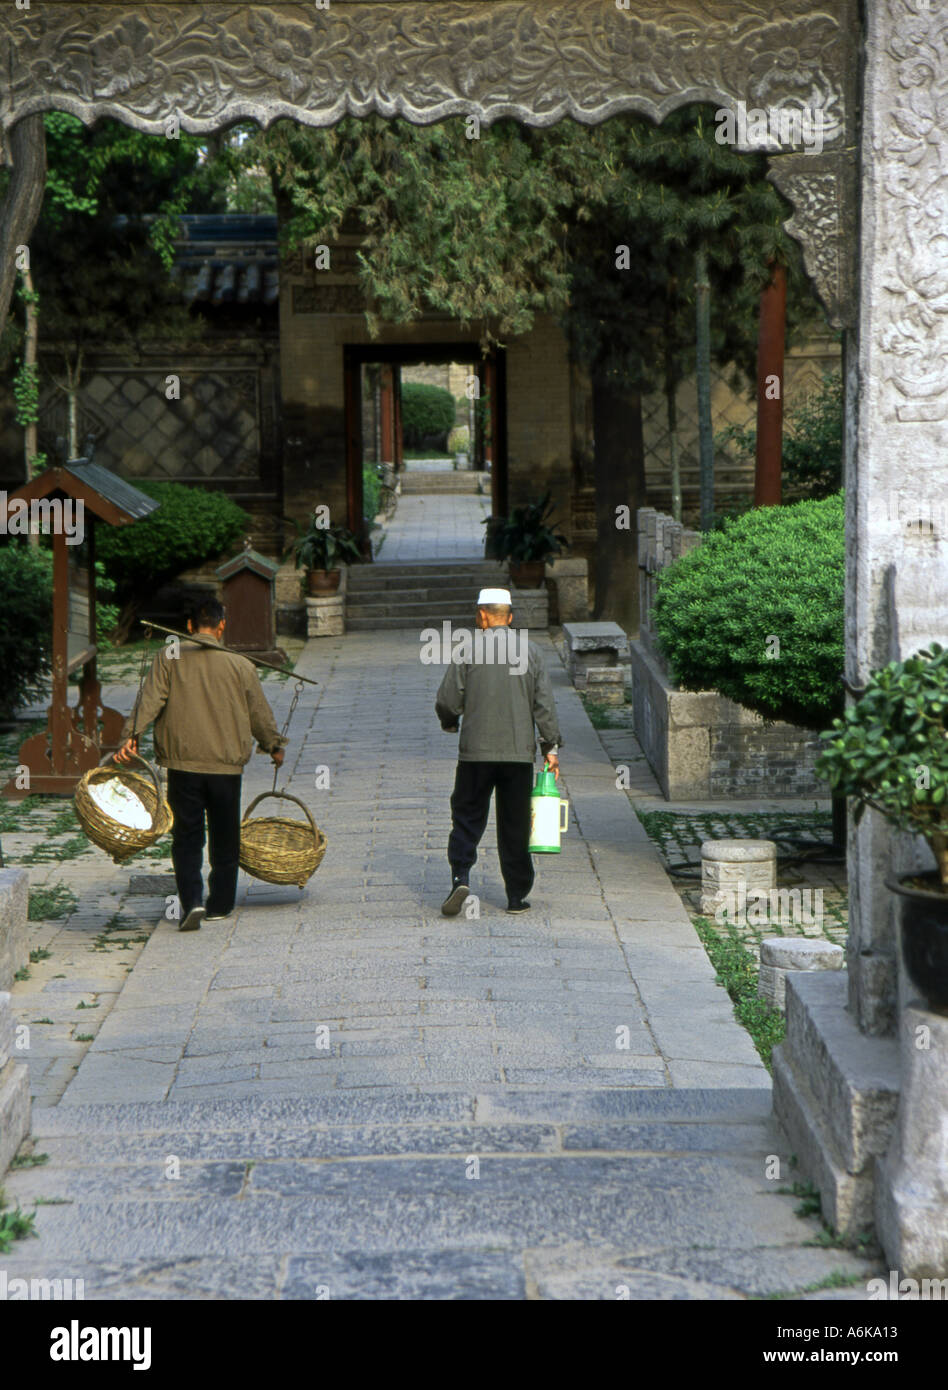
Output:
top-left (141, 621), bottom-right (319, 687)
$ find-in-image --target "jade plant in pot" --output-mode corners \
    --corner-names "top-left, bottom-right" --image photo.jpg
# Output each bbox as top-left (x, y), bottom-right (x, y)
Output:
top-left (292, 518), bottom-right (362, 596)
top-left (815, 642), bottom-right (948, 1010)
top-left (488, 491), bottom-right (569, 588)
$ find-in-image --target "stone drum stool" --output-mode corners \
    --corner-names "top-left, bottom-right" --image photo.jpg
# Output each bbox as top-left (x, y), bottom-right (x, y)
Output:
top-left (758, 937), bottom-right (844, 1012)
top-left (700, 839), bottom-right (777, 920)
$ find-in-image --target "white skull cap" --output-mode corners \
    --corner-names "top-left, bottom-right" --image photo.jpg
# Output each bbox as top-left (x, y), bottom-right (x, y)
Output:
top-left (476, 588), bottom-right (512, 605)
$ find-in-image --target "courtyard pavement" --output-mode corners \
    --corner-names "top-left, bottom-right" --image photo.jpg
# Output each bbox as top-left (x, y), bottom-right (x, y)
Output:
top-left (376, 491), bottom-right (490, 562)
top-left (2, 630), bottom-right (882, 1298)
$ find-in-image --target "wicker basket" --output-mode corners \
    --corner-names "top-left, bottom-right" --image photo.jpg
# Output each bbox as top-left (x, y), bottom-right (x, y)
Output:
top-left (74, 753), bottom-right (173, 864)
top-left (239, 790), bottom-right (327, 888)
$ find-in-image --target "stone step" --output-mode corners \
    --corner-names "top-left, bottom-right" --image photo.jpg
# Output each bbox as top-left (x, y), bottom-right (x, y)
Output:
top-left (346, 614), bottom-right (479, 631)
top-left (346, 601), bottom-right (487, 620)
top-left (348, 563), bottom-right (507, 587)
top-left (1, 1089), bottom-right (879, 1297)
top-left (346, 587), bottom-right (486, 605)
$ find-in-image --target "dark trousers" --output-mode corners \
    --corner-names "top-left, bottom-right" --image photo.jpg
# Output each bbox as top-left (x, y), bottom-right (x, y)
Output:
top-left (448, 761), bottom-right (534, 902)
top-left (166, 770), bottom-right (242, 918)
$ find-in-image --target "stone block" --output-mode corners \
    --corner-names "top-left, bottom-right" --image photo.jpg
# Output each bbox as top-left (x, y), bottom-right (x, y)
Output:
top-left (509, 587), bottom-right (548, 630)
top-left (772, 972), bottom-right (901, 1241)
top-left (877, 1004), bottom-right (948, 1279)
top-left (0, 993), bottom-right (30, 1177)
top-left (0, 868), bottom-right (29, 992)
top-left (546, 559), bottom-right (589, 624)
top-left (584, 668), bottom-right (625, 706)
top-left (758, 937), bottom-right (844, 1011)
top-left (306, 595), bottom-right (345, 638)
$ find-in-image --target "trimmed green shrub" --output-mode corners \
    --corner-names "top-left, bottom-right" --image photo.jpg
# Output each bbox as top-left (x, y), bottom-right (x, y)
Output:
top-left (0, 542), bottom-right (53, 716)
top-left (95, 481), bottom-right (251, 597)
top-left (400, 382), bottom-right (456, 447)
top-left (651, 492), bottom-right (845, 729)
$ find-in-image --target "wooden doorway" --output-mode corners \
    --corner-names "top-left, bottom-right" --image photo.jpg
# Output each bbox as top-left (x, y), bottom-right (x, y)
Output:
top-left (343, 342), bottom-right (507, 546)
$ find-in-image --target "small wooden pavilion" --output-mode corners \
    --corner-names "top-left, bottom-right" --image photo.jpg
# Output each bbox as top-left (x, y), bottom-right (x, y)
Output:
top-left (215, 539), bottom-right (287, 667)
top-left (1, 460), bottom-right (158, 798)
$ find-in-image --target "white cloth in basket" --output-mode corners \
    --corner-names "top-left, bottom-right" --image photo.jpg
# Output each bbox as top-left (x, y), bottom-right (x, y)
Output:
top-left (88, 777), bottom-right (153, 831)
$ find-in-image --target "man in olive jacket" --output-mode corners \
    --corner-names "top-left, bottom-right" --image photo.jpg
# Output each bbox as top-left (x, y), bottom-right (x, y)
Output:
top-left (435, 589), bottom-right (562, 916)
top-left (115, 597), bottom-right (287, 932)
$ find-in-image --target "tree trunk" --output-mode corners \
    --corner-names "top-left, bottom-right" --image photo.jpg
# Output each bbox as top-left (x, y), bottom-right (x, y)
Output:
top-left (664, 351), bottom-right (682, 525)
top-left (695, 245), bottom-right (714, 532)
top-left (22, 267), bottom-right (38, 483)
top-left (591, 373), bottom-right (646, 634)
top-left (754, 260), bottom-right (787, 506)
top-left (0, 116), bottom-right (47, 345)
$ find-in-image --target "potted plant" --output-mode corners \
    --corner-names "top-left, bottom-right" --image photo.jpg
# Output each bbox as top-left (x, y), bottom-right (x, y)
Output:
top-left (292, 518), bottom-right (362, 596)
top-left (487, 491), bottom-right (569, 588)
top-left (815, 642), bottom-right (948, 1009)
top-left (448, 425), bottom-right (470, 471)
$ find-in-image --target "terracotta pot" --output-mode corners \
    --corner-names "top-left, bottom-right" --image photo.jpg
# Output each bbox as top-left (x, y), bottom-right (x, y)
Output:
top-left (306, 568), bottom-right (341, 596)
top-left (510, 561), bottom-right (545, 589)
top-left (886, 871), bottom-right (948, 1011)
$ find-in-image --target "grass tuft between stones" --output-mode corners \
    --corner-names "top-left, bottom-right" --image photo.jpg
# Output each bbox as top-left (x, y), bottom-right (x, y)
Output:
top-left (693, 916), bottom-right (786, 1070)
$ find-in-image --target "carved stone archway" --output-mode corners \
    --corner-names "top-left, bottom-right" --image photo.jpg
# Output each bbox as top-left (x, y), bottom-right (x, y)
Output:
top-left (1, 1), bottom-right (860, 327)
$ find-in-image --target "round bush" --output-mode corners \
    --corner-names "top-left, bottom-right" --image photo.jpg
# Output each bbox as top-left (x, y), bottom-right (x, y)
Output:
top-left (400, 383), bottom-right (456, 448)
top-left (95, 481), bottom-right (251, 597)
top-left (651, 492), bottom-right (845, 730)
top-left (0, 542), bottom-right (53, 716)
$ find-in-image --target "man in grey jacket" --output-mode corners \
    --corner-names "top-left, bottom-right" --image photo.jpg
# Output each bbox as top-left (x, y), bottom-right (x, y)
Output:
top-left (435, 588), bottom-right (562, 916)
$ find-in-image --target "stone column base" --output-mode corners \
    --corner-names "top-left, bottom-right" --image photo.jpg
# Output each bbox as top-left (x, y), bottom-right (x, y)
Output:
top-left (0, 991), bottom-right (30, 1176)
top-left (772, 972), bottom-right (900, 1241)
top-left (305, 595), bottom-right (345, 638)
top-left (876, 1004), bottom-right (948, 1278)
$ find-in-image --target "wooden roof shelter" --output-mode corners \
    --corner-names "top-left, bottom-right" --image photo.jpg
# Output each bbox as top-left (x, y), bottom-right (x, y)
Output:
top-left (1, 460), bottom-right (159, 797)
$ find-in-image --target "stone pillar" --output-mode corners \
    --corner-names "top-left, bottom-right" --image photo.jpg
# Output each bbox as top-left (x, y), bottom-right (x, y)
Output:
top-left (876, 1004), bottom-right (948, 1276)
top-left (846, 1), bottom-right (948, 1035)
top-left (0, 990), bottom-right (30, 1177)
top-left (774, 0), bottom-right (948, 1263)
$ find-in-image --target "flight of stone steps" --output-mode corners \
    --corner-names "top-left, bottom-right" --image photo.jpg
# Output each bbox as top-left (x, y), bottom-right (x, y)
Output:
top-left (0, 1086), bottom-right (875, 1299)
top-left (346, 561), bottom-right (510, 632)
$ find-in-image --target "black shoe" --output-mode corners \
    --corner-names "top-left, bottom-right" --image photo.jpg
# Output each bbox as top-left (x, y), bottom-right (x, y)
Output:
top-left (179, 906), bottom-right (206, 933)
top-left (441, 879), bottom-right (470, 917)
top-left (506, 899), bottom-right (531, 914)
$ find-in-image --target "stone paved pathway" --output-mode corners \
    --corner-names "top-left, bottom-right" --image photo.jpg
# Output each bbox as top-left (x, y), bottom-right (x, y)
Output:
top-left (377, 492), bottom-right (490, 562)
top-left (2, 633), bottom-right (882, 1298)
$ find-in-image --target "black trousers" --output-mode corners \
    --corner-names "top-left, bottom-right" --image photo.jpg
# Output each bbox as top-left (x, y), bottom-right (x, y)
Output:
top-left (447, 761), bottom-right (534, 901)
top-left (166, 769), bottom-right (242, 918)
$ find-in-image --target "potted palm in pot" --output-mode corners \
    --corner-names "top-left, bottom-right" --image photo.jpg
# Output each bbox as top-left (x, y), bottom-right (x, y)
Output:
top-left (292, 519), bottom-right (362, 596)
top-left (488, 491), bottom-right (569, 588)
top-left (815, 642), bottom-right (948, 1009)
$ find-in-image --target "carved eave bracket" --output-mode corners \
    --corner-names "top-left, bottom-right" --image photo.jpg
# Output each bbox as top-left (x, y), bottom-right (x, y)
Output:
top-left (768, 150), bottom-right (859, 330)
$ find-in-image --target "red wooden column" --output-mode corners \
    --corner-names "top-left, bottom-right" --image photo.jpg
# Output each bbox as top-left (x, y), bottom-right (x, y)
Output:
top-left (379, 364), bottom-right (395, 465)
top-left (754, 260), bottom-right (787, 507)
top-left (392, 364), bottom-right (404, 473)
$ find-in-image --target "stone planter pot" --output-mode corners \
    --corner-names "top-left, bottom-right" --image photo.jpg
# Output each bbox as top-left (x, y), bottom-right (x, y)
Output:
top-left (510, 561), bottom-right (545, 588)
top-left (306, 568), bottom-right (341, 596)
top-left (886, 871), bottom-right (948, 1011)
top-left (455, 452), bottom-right (469, 470)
